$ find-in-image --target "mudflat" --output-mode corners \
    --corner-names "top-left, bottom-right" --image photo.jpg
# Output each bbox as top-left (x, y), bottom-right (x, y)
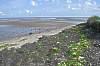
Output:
top-left (0, 20), bottom-right (75, 28)
top-left (0, 20), bottom-right (76, 50)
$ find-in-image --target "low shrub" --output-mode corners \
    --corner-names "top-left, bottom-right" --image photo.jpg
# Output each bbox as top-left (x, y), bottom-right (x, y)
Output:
top-left (87, 16), bottom-right (100, 32)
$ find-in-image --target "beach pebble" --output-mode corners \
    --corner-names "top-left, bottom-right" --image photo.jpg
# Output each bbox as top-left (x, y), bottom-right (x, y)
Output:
top-left (78, 56), bottom-right (84, 60)
top-left (65, 36), bottom-right (68, 38)
top-left (57, 42), bottom-right (60, 44)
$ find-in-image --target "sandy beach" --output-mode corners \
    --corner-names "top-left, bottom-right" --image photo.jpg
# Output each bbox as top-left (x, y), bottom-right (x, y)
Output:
top-left (0, 21), bottom-right (76, 50)
top-left (0, 25), bottom-right (74, 49)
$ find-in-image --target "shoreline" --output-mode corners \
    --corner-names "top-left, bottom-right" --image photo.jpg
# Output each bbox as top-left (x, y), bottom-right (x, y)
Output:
top-left (0, 21), bottom-right (77, 41)
top-left (0, 24), bottom-right (75, 50)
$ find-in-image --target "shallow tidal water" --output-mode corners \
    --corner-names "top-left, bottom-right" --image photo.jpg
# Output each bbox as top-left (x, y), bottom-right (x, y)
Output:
top-left (0, 17), bottom-right (87, 41)
top-left (0, 25), bottom-right (48, 41)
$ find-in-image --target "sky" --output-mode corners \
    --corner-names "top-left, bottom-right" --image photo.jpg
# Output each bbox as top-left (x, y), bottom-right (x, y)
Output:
top-left (0, 0), bottom-right (100, 18)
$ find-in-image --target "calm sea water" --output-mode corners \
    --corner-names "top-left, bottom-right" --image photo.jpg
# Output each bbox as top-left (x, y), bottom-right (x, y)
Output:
top-left (0, 17), bottom-right (88, 22)
top-left (0, 17), bottom-right (88, 41)
top-left (0, 25), bottom-right (49, 41)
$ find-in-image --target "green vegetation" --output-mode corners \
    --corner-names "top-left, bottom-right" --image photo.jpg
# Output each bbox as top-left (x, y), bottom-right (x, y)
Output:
top-left (0, 43), bottom-right (9, 49)
top-left (0, 43), bottom-right (18, 50)
top-left (49, 47), bottom-right (60, 55)
top-left (58, 25), bottom-right (90, 66)
top-left (36, 41), bottom-right (44, 49)
top-left (87, 16), bottom-right (100, 32)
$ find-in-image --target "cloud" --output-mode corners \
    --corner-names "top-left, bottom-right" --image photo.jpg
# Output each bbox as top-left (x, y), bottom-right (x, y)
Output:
top-left (25, 9), bottom-right (32, 14)
top-left (25, 10), bottom-right (30, 13)
top-left (30, 11), bottom-right (32, 14)
top-left (71, 8), bottom-right (77, 10)
top-left (0, 12), bottom-right (3, 14)
top-left (82, 0), bottom-right (100, 11)
top-left (32, 0), bottom-right (36, 6)
top-left (68, 5), bottom-right (71, 9)
top-left (66, 0), bottom-right (72, 3)
top-left (86, 2), bottom-right (92, 6)
top-left (71, 7), bottom-right (80, 10)
top-left (85, 0), bottom-right (97, 6)
top-left (0, 11), bottom-right (7, 16)
top-left (66, 0), bottom-right (99, 11)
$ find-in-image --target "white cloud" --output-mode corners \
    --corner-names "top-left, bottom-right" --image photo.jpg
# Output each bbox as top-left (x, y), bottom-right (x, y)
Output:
top-left (0, 11), bottom-right (7, 16)
top-left (0, 12), bottom-right (3, 14)
top-left (83, 0), bottom-right (99, 11)
top-left (71, 8), bottom-right (76, 10)
top-left (30, 11), bottom-right (32, 14)
top-left (65, 0), bottom-right (99, 12)
top-left (85, 0), bottom-right (97, 6)
top-left (32, 0), bottom-right (36, 6)
top-left (25, 9), bottom-right (33, 14)
top-left (85, 2), bottom-right (92, 6)
top-left (93, 1), bottom-right (96, 5)
top-left (71, 8), bottom-right (79, 10)
top-left (66, 0), bottom-right (72, 3)
top-left (68, 5), bottom-right (71, 8)
top-left (29, 0), bottom-right (99, 12)
top-left (25, 10), bottom-right (30, 13)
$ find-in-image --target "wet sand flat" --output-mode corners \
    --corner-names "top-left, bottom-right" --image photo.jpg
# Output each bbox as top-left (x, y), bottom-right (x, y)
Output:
top-left (0, 20), bottom-right (75, 41)
top-left (0, 20), bottom-right (76, 50)
top-left (0, 20), bottom-right (75, 28)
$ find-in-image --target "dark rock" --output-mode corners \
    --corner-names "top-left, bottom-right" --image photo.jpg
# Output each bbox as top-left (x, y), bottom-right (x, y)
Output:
top-left (29, 32), bottom-right (33, 35)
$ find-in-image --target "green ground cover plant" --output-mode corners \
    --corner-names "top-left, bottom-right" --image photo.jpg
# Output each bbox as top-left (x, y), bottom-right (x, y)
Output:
top-left (58, 25), bottom-right (90, 66)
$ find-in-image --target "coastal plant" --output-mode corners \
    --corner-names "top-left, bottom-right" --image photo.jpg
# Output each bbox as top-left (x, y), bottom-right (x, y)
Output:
top-left (58, 26), bottom-right (90, 66)
top-left (61, 30), bottom-right (69, 37)
top-left (47, 47), bottom-right (60, 58)
top-left (87, 16), bottom-right (100, 32)
top-left (58, 60), bottom-right (85, 66)
top-left (49, 47), bottom-right (60, 55)
top-left (36, 41), bottom-right (44, 49)
top-left (56, 30), bottom-right (69, 45)
top-left (46, 47), bottom-right (60, 62)
top-left (0, 43), bottom-right (9, 49)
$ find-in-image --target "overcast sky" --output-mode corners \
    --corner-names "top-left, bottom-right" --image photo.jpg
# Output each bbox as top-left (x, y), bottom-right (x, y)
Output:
top-left (0, 0), bottom-right (100, 18)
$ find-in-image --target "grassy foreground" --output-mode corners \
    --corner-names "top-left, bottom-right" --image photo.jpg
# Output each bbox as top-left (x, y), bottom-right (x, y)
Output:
top-left (0, 23), bottom-right (99, 66)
